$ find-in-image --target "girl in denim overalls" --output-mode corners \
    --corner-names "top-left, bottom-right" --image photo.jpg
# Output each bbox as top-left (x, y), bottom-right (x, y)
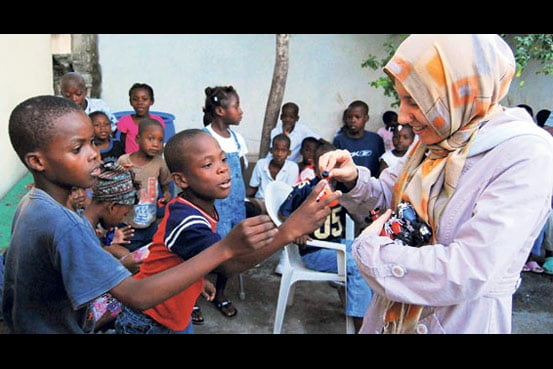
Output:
top-left (199, 86), bottom-right (248, 320)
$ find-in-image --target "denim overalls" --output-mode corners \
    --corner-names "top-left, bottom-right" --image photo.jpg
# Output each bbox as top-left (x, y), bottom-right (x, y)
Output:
top-left (203, 128), bottom-right (246, 237)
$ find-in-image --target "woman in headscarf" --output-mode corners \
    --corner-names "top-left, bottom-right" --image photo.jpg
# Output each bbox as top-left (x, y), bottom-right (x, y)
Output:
top-left (319, 34), bottom-right (553, 334)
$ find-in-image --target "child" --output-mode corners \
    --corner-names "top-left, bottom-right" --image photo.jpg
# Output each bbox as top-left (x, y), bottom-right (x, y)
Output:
top-left (201, 85), bottom-right (249, 319)
top-left (278, 142), bottom-right (373, 333)
top-left (247, 134), bottom-right (299, 215)
top-left (90, 111), bottom-right (125, 165)
top-left (332, 100), bottom-right (385, 177)
top-left (3, 95), bottom-right (336, 333)
top-left (378, 124), bottom-right (415, 174)
top-left (80, 162), bottom-right (141, 331)
top-left (115, 129), bottom-right (338, 333)
top-left (270, 102), bottom-right (321, 162)
top-left (60, 71), bottom-right (118, 133)
top-left (377, 110), bottom-right (398, 152)
top-left (297, 136), bottom-right (321, 183)
top-left (117, 118), bottom-right (172, 252)
top-left (116, 83), bottom-right (166, 154)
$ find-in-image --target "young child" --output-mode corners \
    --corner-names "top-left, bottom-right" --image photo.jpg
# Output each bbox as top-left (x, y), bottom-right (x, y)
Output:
top-left (378, 124), bottom-right (415, 174)
top-left (278, 142), bottom-right (373, 333)
top-left (377, 110), bottom-right (398, 152)
top-left (80, 162), bottom-right (141, 331)
top-left (117, 118), bottom-right (172, 251)
top-left (201, 86), bottom-right (249, 319)
top-left (297, 136), bottom-right (321, 183)
top-left (60, 71), bottom-right (118, 133)
top-left (270, 102), bottom-right (321, 162)
top-left (332, 100), bottom-right (385, 177)
top-left (114, 129), bottom-right (337, 334)
top-left (90, 111), bottom-right (125, 165)
top-left (247, 134), bottom-right (299, 215)
top-left (116, 83), bottom-right (166, 154)
top-left (3, 95), bottom-right (336, 333)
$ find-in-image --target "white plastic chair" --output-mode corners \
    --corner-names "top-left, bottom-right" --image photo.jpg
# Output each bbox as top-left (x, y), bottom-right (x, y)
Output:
top-left (265, 180), bottom-right (355, 334)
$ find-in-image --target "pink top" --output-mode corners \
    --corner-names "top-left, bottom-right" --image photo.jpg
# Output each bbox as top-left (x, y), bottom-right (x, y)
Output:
top-left (377, 127), bottom-right (394, 152)
top-left (116, 114), bottom-right (165, 154)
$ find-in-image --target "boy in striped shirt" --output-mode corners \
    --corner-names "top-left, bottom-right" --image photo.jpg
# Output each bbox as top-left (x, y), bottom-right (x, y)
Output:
top-left (115, 129), bottom-right (339, 333)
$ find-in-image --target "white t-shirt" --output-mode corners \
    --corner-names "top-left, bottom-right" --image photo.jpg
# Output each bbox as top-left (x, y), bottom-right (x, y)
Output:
top-left (205, 124), bottom-right (249, 168)
top-left (249, 157), bottom-right (299, 200)
top-left (270, 122), bottom-right (321, 162)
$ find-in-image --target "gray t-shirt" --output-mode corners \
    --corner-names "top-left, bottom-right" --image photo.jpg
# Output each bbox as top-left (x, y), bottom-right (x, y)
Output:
top-left (2, 188), bottom-right (130, 333)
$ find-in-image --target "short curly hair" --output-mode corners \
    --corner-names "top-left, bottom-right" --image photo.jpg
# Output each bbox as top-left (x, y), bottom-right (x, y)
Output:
top-left (9, 95), bottom-right (83, 166)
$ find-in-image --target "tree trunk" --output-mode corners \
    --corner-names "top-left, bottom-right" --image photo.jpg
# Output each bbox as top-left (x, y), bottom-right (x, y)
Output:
top-left (259, 34), bottom-right (290, 159)
top-left (71, 34), bottom-right (102, 98)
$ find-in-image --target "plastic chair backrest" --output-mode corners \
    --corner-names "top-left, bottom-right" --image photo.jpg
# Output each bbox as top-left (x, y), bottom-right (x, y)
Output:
top-left (265, 181), bottom-right (293, 227)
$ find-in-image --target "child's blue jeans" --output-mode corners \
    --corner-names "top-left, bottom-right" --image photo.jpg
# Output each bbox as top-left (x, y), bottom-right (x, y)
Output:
top-left (301, 239), bottom-right (373, 318)
top-left (115, 305), bottom-right (193, 334)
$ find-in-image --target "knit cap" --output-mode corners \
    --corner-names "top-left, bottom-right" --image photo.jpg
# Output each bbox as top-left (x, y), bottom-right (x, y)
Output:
top-left (92, 162), bottom-right (139, 205)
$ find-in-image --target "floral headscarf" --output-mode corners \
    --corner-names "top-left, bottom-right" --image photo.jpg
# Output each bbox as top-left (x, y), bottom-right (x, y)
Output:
top-left (381, 34), bottom-right (515, 334)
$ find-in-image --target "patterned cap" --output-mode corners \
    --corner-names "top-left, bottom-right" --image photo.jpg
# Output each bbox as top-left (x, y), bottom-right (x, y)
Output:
top-left (92, 162), bottom-right (139, 205)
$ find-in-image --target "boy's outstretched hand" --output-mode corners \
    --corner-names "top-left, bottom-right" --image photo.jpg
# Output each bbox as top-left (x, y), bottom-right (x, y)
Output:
top-left (222, 215), bottom-right (278, 257)
top-left (280, 180), bottom-right (342, 243)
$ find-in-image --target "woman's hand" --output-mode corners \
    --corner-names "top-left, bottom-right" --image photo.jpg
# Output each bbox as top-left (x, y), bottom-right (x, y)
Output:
top-left (318, 149), bottom-right (359, 189)
top-left (360, 209), bottom-right (393, 236)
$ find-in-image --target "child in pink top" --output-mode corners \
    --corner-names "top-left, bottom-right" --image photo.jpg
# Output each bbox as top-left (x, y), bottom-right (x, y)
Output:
top-left (116, 83), bottom-right (165, 153)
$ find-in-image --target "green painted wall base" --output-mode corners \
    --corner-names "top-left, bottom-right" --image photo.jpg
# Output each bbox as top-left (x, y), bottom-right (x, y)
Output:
top-left (0, 172), bottom-right (33, 250)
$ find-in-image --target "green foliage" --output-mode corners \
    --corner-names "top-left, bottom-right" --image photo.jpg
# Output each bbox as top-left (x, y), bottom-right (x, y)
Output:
top-left (508, 34), bottom-right (553, 87)
top-left (363, 34), bottom-right (553, 107)
top-left (361, 35), bottom-right (406, 108)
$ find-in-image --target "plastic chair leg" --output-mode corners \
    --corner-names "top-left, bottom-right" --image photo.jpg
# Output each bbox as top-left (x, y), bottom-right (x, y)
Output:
top-left (273, 273), bottom-right (294, 334)
top-left (346, 316), bottom-right (355, 334)
top-left (238, 273), bottom-right (246, 300)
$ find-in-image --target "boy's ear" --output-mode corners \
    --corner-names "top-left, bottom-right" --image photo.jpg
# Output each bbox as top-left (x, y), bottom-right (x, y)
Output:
top-left (24, 152), bottom-right (46, 172)
top-left (171, 172), bottom-right (188, 189)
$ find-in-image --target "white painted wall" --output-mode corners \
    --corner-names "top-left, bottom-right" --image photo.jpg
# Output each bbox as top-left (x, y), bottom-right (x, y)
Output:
top-left (0, 34), bottom-right (53, 199)
top-left (98, 34), bottom-right (553, 159)
top-left (98, 34), bottom-right (397, 158)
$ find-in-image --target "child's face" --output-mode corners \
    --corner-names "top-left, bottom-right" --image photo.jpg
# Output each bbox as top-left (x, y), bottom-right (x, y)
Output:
top-left (345, 106), bottom-right (368, 135)
top-left (221, 95), bottom-right (243, 126)
top-left (101, 204), bottom-right (133, 229)
top-left (280, 107), bottom-right (299, 133)
top-left (271, 139), bottom-right (291, 166)
top-left (61, 82), bottom-right (87, 109)
top-left (91, 114), bottom-right (112, 141)
top-left (300, 142), bottom-right (317, 165)
top-left (36, 111), bottom-right (102, 190)
top-left (136, 125), bottom-right (164, 157)
top-left (67, 186), bottom-right (90, 211)
top-left (392, 126), bottom-right (415, 154)
top-left (130, 88), bottom-right (154, 117)
top-left (178, 134), bottom-right (231, 200)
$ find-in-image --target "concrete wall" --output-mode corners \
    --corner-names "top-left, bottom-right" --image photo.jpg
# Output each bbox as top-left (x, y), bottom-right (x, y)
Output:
top-left (98, 34), bottom-right (397, 158)
top-left (0, 35), bottom-right (53, 199)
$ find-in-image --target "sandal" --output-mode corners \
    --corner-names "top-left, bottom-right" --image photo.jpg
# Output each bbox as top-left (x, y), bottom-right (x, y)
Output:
top-left (542, 257), bottom-right (553, 275)
top-left (522, 260), bottom-right (544, 274)
top-left (213, 300), bottom-right (237, 318)
top-left (191, 305), bottom-right (204, 325)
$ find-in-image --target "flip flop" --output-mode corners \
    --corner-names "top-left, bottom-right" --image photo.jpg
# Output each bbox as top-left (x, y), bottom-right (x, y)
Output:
top-left (522, 260), bottom-right (544, 274)
top-left (213, 300), bottom-right (237, 318)
top-left (191, 305), bottom-right (204, 325)
top-left (542, 257), bottom-right (553, 275)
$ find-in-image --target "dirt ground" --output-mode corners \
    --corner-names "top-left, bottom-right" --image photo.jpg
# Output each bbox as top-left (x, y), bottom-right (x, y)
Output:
top-left (1, 251), bottom-right (551, 334)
